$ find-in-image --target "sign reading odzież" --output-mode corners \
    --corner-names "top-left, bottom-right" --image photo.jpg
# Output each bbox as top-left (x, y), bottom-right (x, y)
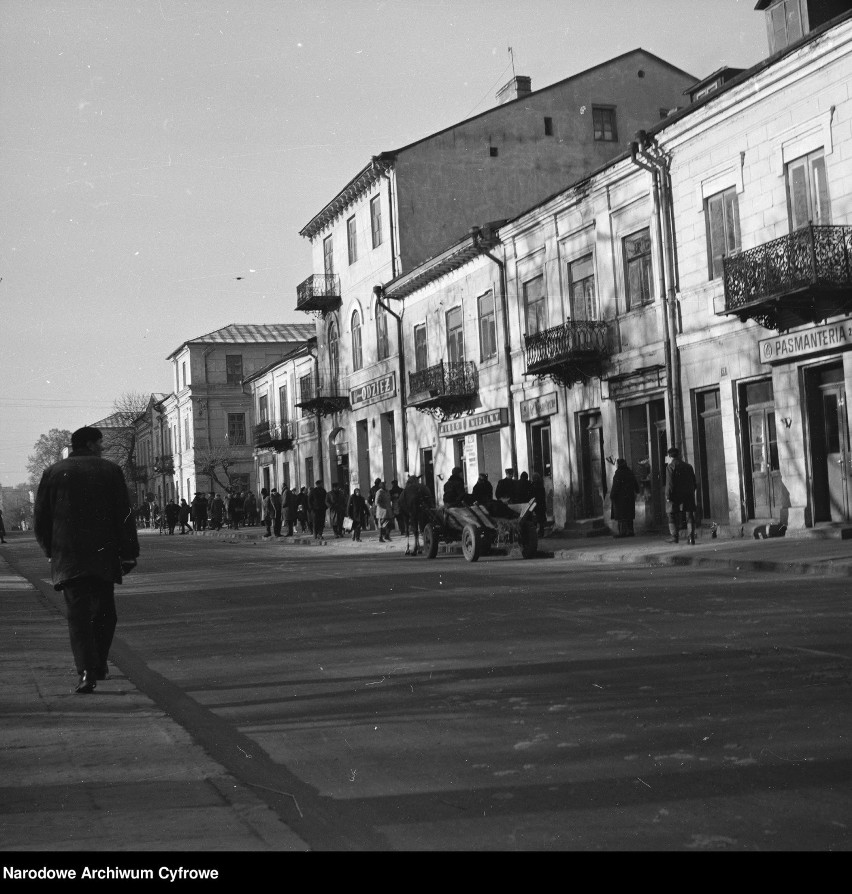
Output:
top-left (350, 372), bottom-right (397, 408)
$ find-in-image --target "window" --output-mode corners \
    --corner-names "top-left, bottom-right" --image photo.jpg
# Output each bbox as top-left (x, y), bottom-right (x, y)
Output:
top-left (624, 228), bottom-right (654, 305)
top-left (299, 374), bottom-right (312, 417)
top-left (258, 394), bottom-right (268, 422)
top-left (786, 149), bottom-right (829, 230)
top-left (769, 0), bottom-right (803, 54)
top-left (323, 234), bottom-right (334, 276)
top-left (446, 306), bottom-right (464, 364)
top-left (414, 323), bottom-right (428, 371)
top-left (227, 413), bottom-right (246, 446)
top-left (351, 309), bottom-right (363, 371)
top-left (376, 302), bottom-right (389, 360)
top-left (225, 354), bottom-right (243, 384)
top-left (489, 146), bottom-right (499, 157)
top-left (544, 116), bottom-right (553, 136)
top-left (278, 384), bottom-right (288, 422)
top-left (592, 106), bottom-right (617, 142)
top-left (347, 215), bottom-right (357, 265)
top-left (705, 188), bottom-right (741, 280)
top-left (184, 415), bottom-right (190, 449)
top-left (478, 290), bottom-right (497, 361)
top-left (181, 362), bottom-right (187, 388)
top-left (569, 255), bottom-right (597, 320)
top-left (328, 321), bottom-right (339, 383)
top-left (524, 274), bottom-right (547, 335)
top-left (370, 195), bottom-right (382, 249)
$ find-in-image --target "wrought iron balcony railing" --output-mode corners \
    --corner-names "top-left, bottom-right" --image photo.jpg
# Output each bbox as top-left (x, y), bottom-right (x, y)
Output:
top-left (253, 420), bottom-right (274, 447)
top-left (153, 454), bottom-right (174, 475)
top-left (722, 224), bottom-right (852, 330)
top-left (524, 319), bottom-right (610, 387)
top-left (296, 273), bottom-right (341, 314)
top-left (295, 374), bottom-right (350, 417)
top-left (407, 361), bottom-right (478, 418)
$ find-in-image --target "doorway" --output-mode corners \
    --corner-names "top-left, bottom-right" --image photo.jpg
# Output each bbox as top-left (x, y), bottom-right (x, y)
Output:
top-left (620, 398), bottom-right (667, 526)
top-left (578, 411), bottom-right (605, 517)
top-left (529, 421), bottom-right (553, 519)
top-left (740, 379), bottom-right (780, 518)
top-left (356, 420), bottom-right (370, 491)
top-left (806, 363), bottom-right (851, 522)
top-left (695, 388), bottom-right (729, 522)
top-left (421, 448), bottom-right (435, 503)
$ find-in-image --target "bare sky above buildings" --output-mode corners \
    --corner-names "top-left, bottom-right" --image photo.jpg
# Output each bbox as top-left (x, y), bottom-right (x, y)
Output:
top-left (0, 0), bottom-right (767, 486)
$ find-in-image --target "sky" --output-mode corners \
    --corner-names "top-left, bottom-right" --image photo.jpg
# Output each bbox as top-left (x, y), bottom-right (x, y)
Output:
top-left (0, 0), bottom-right (768, 487)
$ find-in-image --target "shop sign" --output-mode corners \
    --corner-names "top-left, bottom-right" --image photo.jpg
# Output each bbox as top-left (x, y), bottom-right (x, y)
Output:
top-left (350, 372), bottom-right (396, 408)
top-left (520, 391), bottom-right (558, 422)
top-left (439, 407), bottom-right (507, 437)
top-left (759, 318), bottom-right (852, 364)
top-left (299, 418), bottom-right (316, 437)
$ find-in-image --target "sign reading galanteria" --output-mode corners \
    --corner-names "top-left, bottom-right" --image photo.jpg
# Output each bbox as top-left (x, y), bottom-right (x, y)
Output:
top-left (520, 391), bottom-right (558, 422)
top-left (760, 318), bottom-right (852, 364)
top-left (439, 407), bottom-right (507, 437)
top-left (350, 372), bottom-right (397, 408)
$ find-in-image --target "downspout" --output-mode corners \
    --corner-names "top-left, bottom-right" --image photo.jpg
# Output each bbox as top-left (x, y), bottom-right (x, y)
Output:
top-left (471, 226), bottom-right (518, 474)
top-left (373, 285), bottom-right (408, 474)
top-left (630, 138), bottom-right (679, 458)
top-left (306, 340), bottom-right (324, 485)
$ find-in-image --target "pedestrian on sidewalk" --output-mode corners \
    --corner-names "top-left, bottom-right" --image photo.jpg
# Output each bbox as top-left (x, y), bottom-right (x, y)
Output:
top-left (610, 458), bottom-right (640, 538)
top-left (191, 492), bottom-right (208, 532)
top-left (326, 481), bottom-right (347, 538)
top-left (309, 480), bottom-right (328, 539)
top-left (390, 479), bottom-right (405, 535)
top-left (531, 472), bottom-right (548, 536)
top-left (665, 447), bottom-right (697, 544)
top-left (34, 426), bottom-right (139, 694)
top-left (260, 488), bottom-right (273, 538)
top-left (374, 480), bottom-right (393, 541)
top-left (282, 485), bottom-right (297, 536)
top-left (346, 486), bottom-right (368, 542)
top-left (0, 508), bottom-right (7, 543)
top-left (178, 498), bottom-right (193, 534)
top-left (270, 487), bottom-right (283, 537)
top-left (227, 489), bottom-right (245, 530)
top-left (164, 498), bottom-right (179, 535)
top-left (296, 487), bottom-right (309, 533)
top-left (209, 493), bottom-right (224, 530)
top-left (401, 474), bottom-right (432, 554)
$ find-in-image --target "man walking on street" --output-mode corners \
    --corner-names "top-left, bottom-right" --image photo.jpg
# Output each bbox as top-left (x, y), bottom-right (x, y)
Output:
top-left (665, 446), bottom-right (698, 545)
top-left (270, 487), bottom-right (283, 537)
top-left (34, 426), bottom-right (139, 694)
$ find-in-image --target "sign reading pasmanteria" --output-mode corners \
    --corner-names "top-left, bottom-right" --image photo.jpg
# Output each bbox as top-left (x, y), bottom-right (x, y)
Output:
top-left (520, 391), bottom-right (558, 422)
top-left (350, 372), bottom-right (397, 408)
top-left (759, 318), bottom-right (852, 364)
top-left (439, 407), bottom-right (507, 437)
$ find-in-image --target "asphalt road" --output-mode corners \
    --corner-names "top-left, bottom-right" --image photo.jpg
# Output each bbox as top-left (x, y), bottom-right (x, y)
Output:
top-left (10, 534), bottom-right (852, 851)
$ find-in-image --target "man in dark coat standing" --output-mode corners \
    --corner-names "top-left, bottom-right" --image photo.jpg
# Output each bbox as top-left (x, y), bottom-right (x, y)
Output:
top-left (269, 487), bottom-right (283, 537)
top-left (34, 426), bottom-right (139, 694)
top-left (609, 458), bottom-right (640, 538)
top-left (309, 480), bottom-right (328, 539)
top-left (665, 447), bottom-right (698, 544)
top-left (326, 482), bottom-right (347, 538)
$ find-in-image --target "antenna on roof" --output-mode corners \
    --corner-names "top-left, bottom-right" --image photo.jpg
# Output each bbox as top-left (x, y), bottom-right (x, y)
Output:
top-left (508, 46), bottom-right (516, 78)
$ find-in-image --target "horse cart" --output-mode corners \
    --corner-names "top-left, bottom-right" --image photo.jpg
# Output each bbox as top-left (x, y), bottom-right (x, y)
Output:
top-left (420, 499), bottom-right (540, 562)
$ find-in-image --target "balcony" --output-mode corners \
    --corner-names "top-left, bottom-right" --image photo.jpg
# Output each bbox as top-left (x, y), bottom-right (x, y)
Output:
top-left (722, 224), bottom-right (852, 331)
top-left (255, 420), bottom-right (296, 451)
top-left (524, 319), bottom-right (611, 387)
top-left (295, 374), bottom-right (350, 417)
top-left (407, 360), bottom-right (478, 419)
top-left (153, 454), bottom-right (174, 475)
top-left (296, 273), bottom-right (341, 314)
top-left (128, 462), bottom-right (149, 483)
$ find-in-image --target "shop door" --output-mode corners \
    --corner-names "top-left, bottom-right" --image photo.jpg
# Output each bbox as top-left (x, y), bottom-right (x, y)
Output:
top-left (622, 398), bottom-right (667, 526)
top-left (578, 412), bottom-right (604, 517)
top-left (530, 422), bottom-right (553, 518)
top-left (808, 364), bottom-right (851, 522)
top-left (741, 380), bottom-right (780, 518)
top-left (696, 389), bottom-right (729, 521)
top-left (478, 430), bottom-right (503, 488)
top-left (421, 448), bottom-right (435, 504)
top-left (356, 420), bottom-right (370, 490)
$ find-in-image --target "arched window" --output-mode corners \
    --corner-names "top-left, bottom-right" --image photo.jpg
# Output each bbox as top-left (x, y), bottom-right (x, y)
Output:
top-left (376, 302), bottom-right (389, 361)
top-left (351, 309), bottom-right (363, 371)
top-left (328, 320), bottom-right (339, 385)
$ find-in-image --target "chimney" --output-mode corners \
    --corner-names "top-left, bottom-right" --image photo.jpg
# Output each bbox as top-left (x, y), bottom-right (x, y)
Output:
top-left (496, 75), bottom-right (531, 105)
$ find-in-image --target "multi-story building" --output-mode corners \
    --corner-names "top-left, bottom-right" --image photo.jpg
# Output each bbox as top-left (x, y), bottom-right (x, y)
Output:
top-left (129, 393), bottom-right (167, 507)
top-left (162, 323), bottom-right (314, 500)
top-left (297, 52), bottom-right (697, 492)
top-left (386, 2), bottom-right (852, 536)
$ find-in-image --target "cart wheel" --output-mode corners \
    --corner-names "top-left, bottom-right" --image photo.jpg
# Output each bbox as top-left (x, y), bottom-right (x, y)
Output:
top-left (519, 522), bottom-right (538, 559)
top-left (462, 524), bottom-right (481, 562)
top-left (423, 523), bottom-right (440, 559)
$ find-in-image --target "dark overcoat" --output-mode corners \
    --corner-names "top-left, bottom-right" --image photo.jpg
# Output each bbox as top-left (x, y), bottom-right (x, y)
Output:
top-left (34, 449), bottom-right (139, 590)
top-left (610, 466), bottom-right (640, 521)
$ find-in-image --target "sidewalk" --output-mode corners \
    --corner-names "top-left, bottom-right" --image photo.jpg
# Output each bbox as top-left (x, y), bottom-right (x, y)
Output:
top-left (153, 522), bottom-right (852, 578)
top-left (0, 544), bottom-right (309, 853)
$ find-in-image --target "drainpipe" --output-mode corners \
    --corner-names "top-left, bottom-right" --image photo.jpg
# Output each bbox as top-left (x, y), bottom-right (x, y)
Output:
top-left (308, 342), bottom-right (324, 485)
top-left (630, 135), bottom-right (684, 457)
top-left (471, 226), bottom-right (518, 474)
top-left (373, 284), bottom-right (409, 475)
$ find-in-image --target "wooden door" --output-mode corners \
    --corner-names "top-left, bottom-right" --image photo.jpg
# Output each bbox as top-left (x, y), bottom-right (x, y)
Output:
top-left (696, 389), bottom-right (729, 521)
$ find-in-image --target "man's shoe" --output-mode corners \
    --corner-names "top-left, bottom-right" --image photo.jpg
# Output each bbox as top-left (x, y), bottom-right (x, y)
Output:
top-left (75, 671), bottom-right (97, 694)
top-left (95, 663), bottom-right (109, 680)
top-left (688, 534), bottom-right (696, 545)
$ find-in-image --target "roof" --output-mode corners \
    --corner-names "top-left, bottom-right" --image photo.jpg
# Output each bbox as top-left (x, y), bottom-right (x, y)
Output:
top-left (684, 66), bottom-right (746, 96)
top-left (299, 48), bottom-right (695, 240)
top-left (88, 412), bottom-right (131, 429)
top-left (242, 341), bottom-right (315, 385)
top-left (167, 323), bottom-right (315, 360)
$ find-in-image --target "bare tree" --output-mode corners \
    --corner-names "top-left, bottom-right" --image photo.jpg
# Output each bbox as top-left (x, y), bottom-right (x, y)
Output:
top-left (26, 428), bottom-right (72, 487)
top-left (99, 391), bottom-right (150, 479)
top-left (194, 443), bottom-right (242, 492)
